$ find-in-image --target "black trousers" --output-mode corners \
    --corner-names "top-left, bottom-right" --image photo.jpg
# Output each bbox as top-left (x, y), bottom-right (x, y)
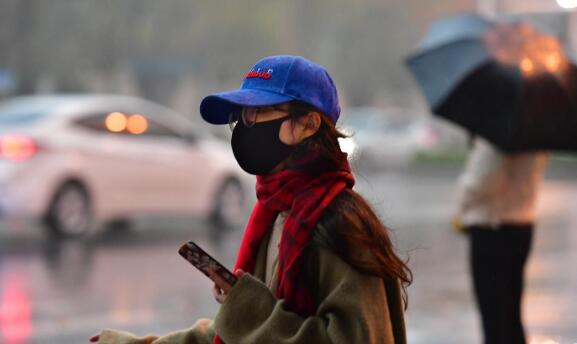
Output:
top-left (468, 224), bottom-right (534, 344)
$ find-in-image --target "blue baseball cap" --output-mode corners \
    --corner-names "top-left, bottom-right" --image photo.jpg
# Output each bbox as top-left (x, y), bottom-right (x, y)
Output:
top-left (200, 55), bottom-right (340, 124)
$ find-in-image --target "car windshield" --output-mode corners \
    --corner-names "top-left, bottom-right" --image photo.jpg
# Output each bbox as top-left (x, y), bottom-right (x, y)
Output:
top-left (347, 116), bottom-right (412, 133)
top-left (0, 98), bottom-right (60, 125)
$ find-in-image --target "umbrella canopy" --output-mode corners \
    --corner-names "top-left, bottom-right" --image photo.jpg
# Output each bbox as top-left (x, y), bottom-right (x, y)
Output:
top-left (406, 14), bottom-right (577, 152)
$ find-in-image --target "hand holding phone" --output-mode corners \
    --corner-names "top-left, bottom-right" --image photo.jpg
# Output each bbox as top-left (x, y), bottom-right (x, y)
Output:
top-left (178, 241), bottom-right (238, 286)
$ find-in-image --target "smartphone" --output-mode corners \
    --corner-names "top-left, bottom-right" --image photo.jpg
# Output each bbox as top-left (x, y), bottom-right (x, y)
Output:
top-left (178, 241), bottom-right (238, 286)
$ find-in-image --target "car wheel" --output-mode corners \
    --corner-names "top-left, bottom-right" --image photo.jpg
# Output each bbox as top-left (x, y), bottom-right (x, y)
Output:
top-left (46, 182), bottom-right (92, 238)
top-left (210, 178), bottom-right (245, 229)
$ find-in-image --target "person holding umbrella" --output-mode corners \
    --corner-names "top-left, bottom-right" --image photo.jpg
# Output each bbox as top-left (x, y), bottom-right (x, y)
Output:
top-left (90, 55), bottom-right (411, 344)
top-left (405, 14), bottom-right (574, 343)
top-left (453, 136), bottom-right (548, 344)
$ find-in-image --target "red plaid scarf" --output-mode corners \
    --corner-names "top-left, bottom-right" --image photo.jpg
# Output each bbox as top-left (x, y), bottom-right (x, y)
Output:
top-left (214, 158), bottom-right (354, 344)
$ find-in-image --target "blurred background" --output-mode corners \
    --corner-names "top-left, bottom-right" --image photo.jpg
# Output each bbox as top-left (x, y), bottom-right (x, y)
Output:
top-left (0, 1), bottom-right (576, 343)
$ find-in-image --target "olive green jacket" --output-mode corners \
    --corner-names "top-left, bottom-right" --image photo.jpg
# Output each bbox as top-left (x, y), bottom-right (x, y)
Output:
top-left (98, 225), bottom-right (407, 344)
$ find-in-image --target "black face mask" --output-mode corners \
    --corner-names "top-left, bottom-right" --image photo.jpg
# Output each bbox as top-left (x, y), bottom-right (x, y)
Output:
top-left (231, 116), bottom-right (295, 175)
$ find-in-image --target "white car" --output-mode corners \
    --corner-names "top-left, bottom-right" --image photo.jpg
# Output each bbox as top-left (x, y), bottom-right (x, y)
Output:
top-left (339, 107), bottom-right (439, 170)
top-left (0, 94), bottom-right (250, 237)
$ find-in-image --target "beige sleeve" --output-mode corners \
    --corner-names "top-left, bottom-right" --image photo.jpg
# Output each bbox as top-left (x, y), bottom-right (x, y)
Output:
top-left (456, 138), bottom-right (503, 215)
top-left (213, 245), bottom-right (401, 344)
top-left (97, 318), bottom-right (215, 344)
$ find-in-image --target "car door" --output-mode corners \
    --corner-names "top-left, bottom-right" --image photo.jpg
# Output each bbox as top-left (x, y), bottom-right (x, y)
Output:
top-left (72, 112), bottom-right (158, 216)
top-left (129, 117), bottom-right (214, 215)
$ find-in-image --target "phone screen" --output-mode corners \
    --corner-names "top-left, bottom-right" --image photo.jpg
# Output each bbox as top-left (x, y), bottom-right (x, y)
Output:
top-left (178, 241), bottom-right (238, 285)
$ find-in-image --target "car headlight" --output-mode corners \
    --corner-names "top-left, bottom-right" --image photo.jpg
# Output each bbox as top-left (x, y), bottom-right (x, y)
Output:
top-left (338, 137), bottom-right (357, 157)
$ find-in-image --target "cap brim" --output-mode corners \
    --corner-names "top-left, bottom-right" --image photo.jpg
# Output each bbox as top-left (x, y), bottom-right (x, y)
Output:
top-left (200, 89), bottom-right (294, 124)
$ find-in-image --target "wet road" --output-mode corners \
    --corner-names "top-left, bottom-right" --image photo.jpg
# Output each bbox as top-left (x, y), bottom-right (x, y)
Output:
top-left (0, 161), bottom-right (576, 344)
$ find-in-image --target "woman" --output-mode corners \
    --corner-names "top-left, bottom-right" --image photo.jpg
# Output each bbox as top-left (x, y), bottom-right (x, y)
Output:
top-left (454, 136), bottom-right (548, 344)
top-left (92, 55), bottom-right (411, 344)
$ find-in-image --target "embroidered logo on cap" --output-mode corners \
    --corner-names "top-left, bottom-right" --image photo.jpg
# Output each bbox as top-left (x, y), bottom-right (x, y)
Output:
top-left (246, 68), bottom-right (273, 80)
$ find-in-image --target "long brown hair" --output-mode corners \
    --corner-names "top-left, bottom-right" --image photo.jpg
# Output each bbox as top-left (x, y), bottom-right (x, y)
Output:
top-left (286, 100), bottom-right (412, 306)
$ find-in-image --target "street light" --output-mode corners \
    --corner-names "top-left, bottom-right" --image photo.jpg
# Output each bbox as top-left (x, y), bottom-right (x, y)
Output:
top-left (556, 0), bottom-right (577, 9)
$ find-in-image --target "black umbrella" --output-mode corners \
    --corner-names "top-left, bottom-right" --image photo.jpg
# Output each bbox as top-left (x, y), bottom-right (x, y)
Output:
top-left (406, 14), bottom-right (577, 152)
